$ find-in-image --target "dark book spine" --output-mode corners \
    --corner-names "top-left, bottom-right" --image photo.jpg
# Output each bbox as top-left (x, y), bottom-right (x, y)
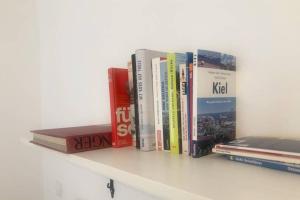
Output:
top-left (160, 60), bottom-right (170, 151)
top-left (227, 155), bottom-right (300, 175)
top-left (175, 58), bottom-right (182, 154)
top-left (186, 52), bottom-right (193, 155)
top-left (131, 54), bottom-right (140, 149)
top-left (66, 133), bottom-right (112, 153)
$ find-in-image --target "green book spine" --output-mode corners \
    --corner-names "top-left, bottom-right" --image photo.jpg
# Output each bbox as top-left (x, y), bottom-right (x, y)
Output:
top-left (167, 53), bottom-right (180, 154)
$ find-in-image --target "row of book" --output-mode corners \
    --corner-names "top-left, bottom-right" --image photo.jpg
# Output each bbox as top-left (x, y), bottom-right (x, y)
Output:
top-left (109, 49), bottom-right (236, 157)
top-left (213, 136), bottom-right (300, 175)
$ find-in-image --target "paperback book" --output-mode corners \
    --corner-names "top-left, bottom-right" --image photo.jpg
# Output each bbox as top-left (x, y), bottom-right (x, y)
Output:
top-left (185, 52), bottom-right (193, 155)
top-left (135, 49), bottom-right (166, 151)
top-left (128, 61), bottom-right (136, 147)
top-left (216, 136), bottom-right (300, 157)
top-left (160, 58), bottom-right (170, 151)
top-left (192, 50), bottom-right (236, 157)
top-left (108, 68), bottom-right (132, 147)
top-left (179, 63), bottom-right (189, 155)
top-left (152, 57), bottom-right (164, 150)
top-left (226, 155), bottom-right (300, 175)
top-left (131, 54), bottom-right (140, 148)
top-left (167, 53), bottom-right (186, 154)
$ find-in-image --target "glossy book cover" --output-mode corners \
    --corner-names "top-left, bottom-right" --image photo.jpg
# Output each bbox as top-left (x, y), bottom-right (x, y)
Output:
top-left (108, 68), bottom-right (132, 147)
top-left (192, 50), bottom-right (236, 157)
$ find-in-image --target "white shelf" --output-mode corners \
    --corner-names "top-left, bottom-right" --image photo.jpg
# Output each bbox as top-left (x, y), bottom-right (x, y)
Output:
top-left (22, 138), bottom-right (300, 200)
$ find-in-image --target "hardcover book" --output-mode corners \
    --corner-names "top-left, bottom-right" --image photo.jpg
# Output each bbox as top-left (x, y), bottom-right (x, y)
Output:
top-left (152, 57), bottom-right (165, 150)
top-left (192, 50), bottom-right (236, 157)
top-left (131, 54), bottom-right (140, 148)
top-left (226, 155), bottom-right (300, 175)
top-left (160, 59), bottom-right (170, 151)
top-left (108, 68), bottom-right (132, 147)
top-left (167, 53), bottom-right (186, 154)
top-left (128, 60), bottom-right (136, 147)
top-left (135, 49), bottom-right (166, 151)
top-left (31, 125), bottom-right (112, 153)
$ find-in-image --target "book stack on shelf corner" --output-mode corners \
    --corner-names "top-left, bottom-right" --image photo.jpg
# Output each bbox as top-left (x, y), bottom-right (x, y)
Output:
top-left (213, 136), bottom-right (300, 175)
top-left (109, 49), bottom-right (236, 157)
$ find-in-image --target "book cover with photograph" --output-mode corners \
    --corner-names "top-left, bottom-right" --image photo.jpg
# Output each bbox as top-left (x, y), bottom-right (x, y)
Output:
top-left (192, 50), bottom-right (236, 157)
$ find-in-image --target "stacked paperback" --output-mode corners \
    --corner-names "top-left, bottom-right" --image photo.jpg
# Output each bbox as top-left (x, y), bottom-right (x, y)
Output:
top-left (109, 49), bottom-right (236, 157)
top-left (213, 137), bottom-right (300, 174)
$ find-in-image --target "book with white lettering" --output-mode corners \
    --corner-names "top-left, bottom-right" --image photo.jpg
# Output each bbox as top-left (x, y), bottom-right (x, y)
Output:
top-left (226, 155), bottom-right (300, 175)
top-left (179, 63), bottom-right (189, 155)
top-left (192, 50), bottom-right (236, 157)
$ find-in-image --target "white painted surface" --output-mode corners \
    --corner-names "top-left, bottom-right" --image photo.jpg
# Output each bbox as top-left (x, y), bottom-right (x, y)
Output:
top-left (25, 139), bottom-right (300, 200)
top-left (0, 0), bottom-right (42, 199)
top-left (9, 0), bottom-right (298, 199)
top-left (36, 0), bottom-right (300, 139)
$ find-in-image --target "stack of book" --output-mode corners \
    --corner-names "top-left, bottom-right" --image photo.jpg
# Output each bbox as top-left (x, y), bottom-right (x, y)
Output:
top-left (213, 136), bottom-right (300, 174)
top-left (109, 49), bottom-right (236, 158)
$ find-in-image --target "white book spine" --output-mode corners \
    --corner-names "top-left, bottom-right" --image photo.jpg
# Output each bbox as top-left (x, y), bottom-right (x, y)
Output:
top-left (179, 63), bottom-right (189, 155)
top-left (152, 58), bottom-right (164, 151)
top-left (135, 50), bottom-right (166, 151)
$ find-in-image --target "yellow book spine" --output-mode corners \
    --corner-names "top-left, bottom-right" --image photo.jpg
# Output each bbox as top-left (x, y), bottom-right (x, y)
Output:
top-left (167, 53), bottom-right (179, 154)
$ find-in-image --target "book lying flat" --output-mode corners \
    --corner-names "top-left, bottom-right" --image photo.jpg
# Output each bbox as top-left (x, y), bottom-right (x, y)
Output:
top-left (31, 125), bottom-right (112, 153)
top-left (226, 155), bottom-right (300, 175)
top-left (215, 136), bottom-right (300, 157)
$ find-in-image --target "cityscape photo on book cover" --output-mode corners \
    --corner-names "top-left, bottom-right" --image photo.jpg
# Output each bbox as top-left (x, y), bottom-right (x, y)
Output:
top-left (193, 50), bottom-right (236, 157)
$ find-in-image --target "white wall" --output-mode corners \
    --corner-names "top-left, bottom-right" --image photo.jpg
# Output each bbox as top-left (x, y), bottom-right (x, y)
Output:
top-left (0, 0), bottom-right (42, 199)
top-left (36, 0), bottom-right (300, 199)
top-left (37, 0), bottom-right (300, 137)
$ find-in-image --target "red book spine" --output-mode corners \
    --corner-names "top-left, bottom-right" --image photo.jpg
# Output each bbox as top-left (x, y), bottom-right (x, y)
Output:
top-left (108, 68), bottom-right (132, 147)
top-left (66, 132), bottom-right (112, 153)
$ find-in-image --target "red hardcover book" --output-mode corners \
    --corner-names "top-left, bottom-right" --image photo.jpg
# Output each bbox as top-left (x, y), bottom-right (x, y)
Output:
top-left (108, 68), bottom-right (132, 147)
top-left (31, 125), bottom-right (112, 153)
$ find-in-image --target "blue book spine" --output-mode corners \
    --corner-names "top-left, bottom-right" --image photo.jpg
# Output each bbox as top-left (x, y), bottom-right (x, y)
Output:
top-left (227, 155), bottom-right (300, 175)
top-left (185, 52), bottom-right (193, 155)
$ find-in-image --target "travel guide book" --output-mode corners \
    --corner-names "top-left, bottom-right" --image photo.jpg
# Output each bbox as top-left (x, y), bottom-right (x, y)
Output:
top-left (31, 125), bottom-right (112, 153)
top-left (192, 50), bottom-right (236, 157)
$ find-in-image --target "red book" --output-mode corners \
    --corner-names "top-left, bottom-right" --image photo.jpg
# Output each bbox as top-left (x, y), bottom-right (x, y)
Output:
top-left (108, 68), bottom-right (132, 147)
top-left (31, 125), bottom-right (112, 153)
